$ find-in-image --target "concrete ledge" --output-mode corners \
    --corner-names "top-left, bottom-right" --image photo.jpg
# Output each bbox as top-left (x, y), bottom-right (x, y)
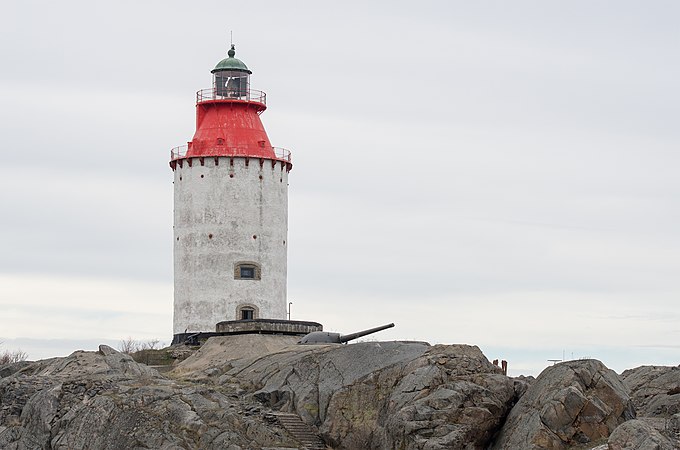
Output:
top-left (216, 318), bottom-right (323, 334)
top-left (172, 319), bottom-right (323, 346)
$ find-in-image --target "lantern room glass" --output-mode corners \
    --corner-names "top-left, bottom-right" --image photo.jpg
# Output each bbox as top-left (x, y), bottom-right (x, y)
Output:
top-left (214, 70), bottom-right (250, 99)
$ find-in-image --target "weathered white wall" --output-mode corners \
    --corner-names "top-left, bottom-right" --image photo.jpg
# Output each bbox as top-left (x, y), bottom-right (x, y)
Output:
top-left (173, 157), bottom-right (288, 334)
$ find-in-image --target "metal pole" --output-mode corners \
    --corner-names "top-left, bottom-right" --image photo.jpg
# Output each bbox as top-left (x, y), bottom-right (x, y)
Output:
top-left (288, 302), bottom-right (293, 320)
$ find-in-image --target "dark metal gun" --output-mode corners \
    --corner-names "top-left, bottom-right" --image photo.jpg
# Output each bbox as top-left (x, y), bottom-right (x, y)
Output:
top-left (298, 323), bottom-right (394, 344)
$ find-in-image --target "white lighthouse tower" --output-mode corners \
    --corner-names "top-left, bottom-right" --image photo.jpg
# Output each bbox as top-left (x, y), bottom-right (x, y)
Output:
top-left (169, 45), bottom-right (297, 344)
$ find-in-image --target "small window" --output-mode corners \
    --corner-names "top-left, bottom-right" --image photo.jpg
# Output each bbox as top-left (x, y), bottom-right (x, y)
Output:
top-left (236, 304), bottom-right (259, 320)
top-left (234, 262), bottom-right (261, 280)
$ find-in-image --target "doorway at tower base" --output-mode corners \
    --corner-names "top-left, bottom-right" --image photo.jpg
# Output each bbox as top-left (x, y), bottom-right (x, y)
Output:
top-left (171, 319), bottom-right (323, 346)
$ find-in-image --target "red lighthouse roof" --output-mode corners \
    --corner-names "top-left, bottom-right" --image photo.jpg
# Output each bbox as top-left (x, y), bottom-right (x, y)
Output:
top-left (170, 45), bottom-right (291, 167)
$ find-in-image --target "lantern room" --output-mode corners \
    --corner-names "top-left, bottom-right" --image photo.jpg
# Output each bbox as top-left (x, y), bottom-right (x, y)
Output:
top-left (212, 44), bottom-right (251, 99)
top-left (167, 44), bottom-right (292, 164)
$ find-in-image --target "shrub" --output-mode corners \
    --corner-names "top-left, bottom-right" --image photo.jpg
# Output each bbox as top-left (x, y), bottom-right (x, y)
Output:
top-left (0, 349), bottom-right (28, 365)
top-left (118, 337), bottom-right (163, 354)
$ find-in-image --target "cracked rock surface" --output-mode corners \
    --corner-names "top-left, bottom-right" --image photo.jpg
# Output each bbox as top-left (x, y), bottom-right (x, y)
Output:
top-left (3, 337), bottom-right (680, 449)
top-left (0, 345), bottom-right (297, 450)
top-left (176, 339), bottom-right (518, 449)
top-left (491, 359), bottom-right (635, 449)
top-left (621, 365), bottom-right (680, 418)
top-left (607, 419), bottom-right (675, 450)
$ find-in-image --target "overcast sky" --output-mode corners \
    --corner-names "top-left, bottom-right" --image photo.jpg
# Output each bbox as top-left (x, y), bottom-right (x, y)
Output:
top-left (1, 1), bottom-right (678, 376)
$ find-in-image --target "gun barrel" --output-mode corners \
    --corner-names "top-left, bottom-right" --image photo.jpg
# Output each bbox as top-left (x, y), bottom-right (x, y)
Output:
top-left (338, 323), bottom-right (395, 343)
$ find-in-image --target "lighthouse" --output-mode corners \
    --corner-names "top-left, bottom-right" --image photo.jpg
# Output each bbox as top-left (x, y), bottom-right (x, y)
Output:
top-left (169, 45), bottom-right (299, 344)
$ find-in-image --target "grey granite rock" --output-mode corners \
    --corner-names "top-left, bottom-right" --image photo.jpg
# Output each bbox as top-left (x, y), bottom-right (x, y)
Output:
top-left (491, 359), bottom-right (635, 450)
top-left (4, 336), bottom-right (678, 450)
top-left (214, 341), bottom-right (516, 449)
top-left (608, 419), bottom-right (675, 450)
top-left (0, 346), bottom-right (298, 450)
top-left (622, 365), bottom-right (680, 417)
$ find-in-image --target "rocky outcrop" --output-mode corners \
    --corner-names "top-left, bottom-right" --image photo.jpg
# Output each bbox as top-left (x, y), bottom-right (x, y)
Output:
top-left (607, 419), bottom-right (675, 450)
top-left (0, 345), bottom-right (298, 449)
top-left (222, 342), bottom-right (517, 449)
top-left (0, 361), bottom-right (32, 379)
top-left (173, 334), bottom-right (300, 377)
top-left (492, 359), bottom-right (635, 449)
top-left (3, 338), bottom-right (680, 449)
top-left (615, 365), bottom-right (680, 447)
top-left (622, 365), bottom-right (680, 417)
top-left (169, 339), bottom-right (519, 449)
top-left (320, 344), bottom-right (516, 449)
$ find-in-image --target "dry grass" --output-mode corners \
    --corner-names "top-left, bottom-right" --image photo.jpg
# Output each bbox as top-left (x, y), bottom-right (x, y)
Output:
top-left (0, 348), bottom-right (28, 365)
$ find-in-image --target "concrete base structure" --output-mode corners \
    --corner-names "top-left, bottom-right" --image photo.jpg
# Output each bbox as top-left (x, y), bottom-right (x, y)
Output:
top-left (172, 319), bottom-right (322, 345)
top-left (216, 318), bottom-right (322, 334)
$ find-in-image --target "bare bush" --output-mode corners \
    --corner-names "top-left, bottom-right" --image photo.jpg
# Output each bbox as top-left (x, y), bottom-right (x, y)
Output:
top-left (118, 337), bottom-right (163, 354)
top-left (119, 336), bottom-right (138, 354)
top-left (0, 349), bottom-right (28, 365)
top-left (140, 339), bottom-right (160, 351)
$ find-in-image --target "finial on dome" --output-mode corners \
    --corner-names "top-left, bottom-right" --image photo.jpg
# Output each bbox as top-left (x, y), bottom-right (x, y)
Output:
top-left (212, 43), bottom-right (251, 74)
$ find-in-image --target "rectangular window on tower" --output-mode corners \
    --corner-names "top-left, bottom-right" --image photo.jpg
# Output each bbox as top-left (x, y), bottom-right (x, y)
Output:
top-left (241, 309), bottom-right (254, 320)
top-left (240, 266), bottom-right (255, 279)
top-left (234, 262), bottom-right (261, 280)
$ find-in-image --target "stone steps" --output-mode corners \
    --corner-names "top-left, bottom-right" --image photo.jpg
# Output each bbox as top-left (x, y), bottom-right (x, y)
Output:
top-left (271, 412), bottom-right (326, 450)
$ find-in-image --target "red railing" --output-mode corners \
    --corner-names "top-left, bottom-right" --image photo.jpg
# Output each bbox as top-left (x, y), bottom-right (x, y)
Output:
top-left (196, 88), bottom-right (266, 104)
top-left (170, 145), bottom-right (291, 162)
